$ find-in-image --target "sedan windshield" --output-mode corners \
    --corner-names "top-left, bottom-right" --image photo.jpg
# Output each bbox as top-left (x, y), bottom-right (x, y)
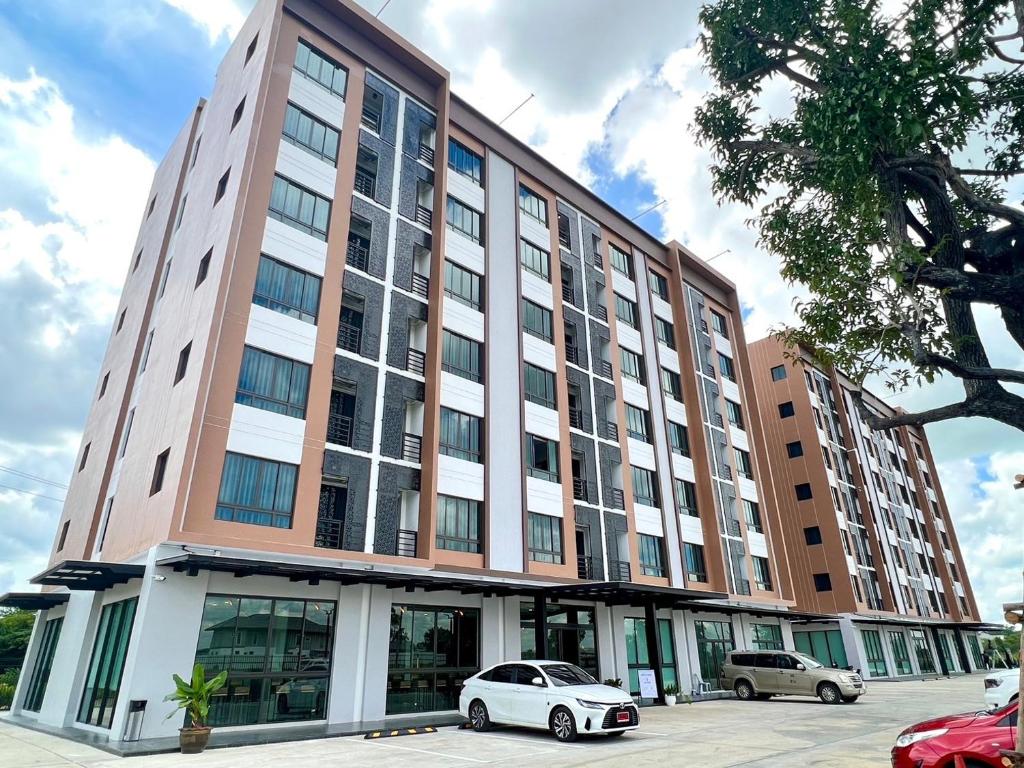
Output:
top-left (541, 663), bottom-right (598, 687)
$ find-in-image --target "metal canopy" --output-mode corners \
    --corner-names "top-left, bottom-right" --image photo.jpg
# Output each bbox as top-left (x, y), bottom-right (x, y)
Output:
top-left (677, 600), bottom-right (831, 622)
top-left (0, 592), bottom-right (70, 611)
top-left (788, 613), bottom-right (999, 631)
top-left (544, 580), bottom-right (728, 608)
top-left (30, 560), bottom-right (146, 591)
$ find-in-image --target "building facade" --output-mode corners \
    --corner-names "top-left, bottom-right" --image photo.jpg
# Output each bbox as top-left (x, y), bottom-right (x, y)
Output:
top-left (3, 0), bottom-right (985, 746)
top-left (748, 336), bottom-right (985, 680)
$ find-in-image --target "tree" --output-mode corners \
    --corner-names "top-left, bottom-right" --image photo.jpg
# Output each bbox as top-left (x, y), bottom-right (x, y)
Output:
top-left (695, 0), bottom-right (1024, 432)
top-left (0, 609), bottom-right (35, 673)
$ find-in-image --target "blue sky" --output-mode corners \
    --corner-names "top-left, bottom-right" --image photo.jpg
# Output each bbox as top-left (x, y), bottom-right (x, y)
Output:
top-left (0, 0), bottom-right (1019, 624)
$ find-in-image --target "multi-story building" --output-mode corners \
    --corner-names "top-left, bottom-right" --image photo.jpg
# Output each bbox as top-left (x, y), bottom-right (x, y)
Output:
top-left (748, 336), bottom-right (986, 680)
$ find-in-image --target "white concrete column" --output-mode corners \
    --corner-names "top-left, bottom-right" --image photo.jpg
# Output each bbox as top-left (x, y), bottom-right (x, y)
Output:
top-left (502, 596), bottom-right (521, 661)
top-left (39, 590), bottom-right (103, 728)
top-left (682, 610), bottom-right (704, 694)
top-left (838, 616), bottom-right (867, 676)
top-left (594, 603), bottom-right (615, 682)
top-left (670, 609), bottom-right (693, 688)
top-left (780, 619), bottom-right (796, 651)
top-left (609, 605), bottom-right (629, 684)
top-left (730, 614), bottom-right (746, 649)
top-left (480, 596), bottom-right (504, 668)
top-left (10, 610), bottom-right (47, 714)
top-left (328, 583), bottom-right (372, 725)
top-left (359, 584), bottom-right (393, 722)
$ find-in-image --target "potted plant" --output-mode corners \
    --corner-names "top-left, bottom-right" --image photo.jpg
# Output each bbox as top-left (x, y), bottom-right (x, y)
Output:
top-left (164, 663), bottom-right (228, 754)
top-left (663, 683), bottom-right (679, 707)
top-left (603, 678), bottom-right (624, 690)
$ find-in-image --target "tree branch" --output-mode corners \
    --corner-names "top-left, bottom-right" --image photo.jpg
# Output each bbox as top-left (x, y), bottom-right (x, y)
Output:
top-left (723, 55), bottom-right (803, 88)
top-left (915, 352), bottom-right (1024, 385)
top-left (730, 140), bottom-right (819, 162)
top-left (910, 262), bottom-right (1024, 304)
top-left (851, 390), bottom-right (975, 429)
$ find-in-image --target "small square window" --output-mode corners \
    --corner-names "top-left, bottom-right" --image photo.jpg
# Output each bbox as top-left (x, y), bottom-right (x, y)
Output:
top-left (786, 441), bottom-right (803, 458)
top-left (116, 309), bottom-right (127, 333)
top-left (57, 520), bottom-right (70, 551)
top-left (244, 33), bottom-right (259, 64)
top-left (778, 401), bottom-right (795, 418)
top-left (813, 573), bottom-right (832, 592)
top-left (99, 372), bottom-right (109, 399)
top-left (214, 169), bottom-right (230, 203)
top-left (150, 448), bottom-right (170, 495)
top-left (795, 483), bottom-right (813, 501)
top-left (803, 526), bottom-right (822, 545)
top-left (78, 442), bottom-right (91, 472)
top-left (174, 341), bottom-right (192, 384)
top-left (770, 364), bottom-right (787, 381)
top-left (146, 196), bottom-right (157, 219)
top-left (231, 97), bottom-right (246, 130)
top-left (196, 248), bottom-right (212, 287)
top-left (132, 250), bottom-right (143, 273)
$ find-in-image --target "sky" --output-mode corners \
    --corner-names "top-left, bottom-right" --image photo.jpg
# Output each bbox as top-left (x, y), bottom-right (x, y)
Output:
top-left (0, 0), bottom-right (1020, 625)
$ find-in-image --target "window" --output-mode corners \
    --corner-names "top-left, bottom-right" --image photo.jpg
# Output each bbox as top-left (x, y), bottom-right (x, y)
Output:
top-left (195, 595), bottom-right (335, 726)
top-left (119, 408), bottom-right (135, 458)
top-left (439, 408), bottom-right (482, 462)
top-left (524, 363), bottom-right (556, 409)
top-left (614, 294), bottom-right (638, 328)
top-left (442, 330), bottom-right (482, 383)
top-left (768, 365), bottom-right (788, 382)
top-left (443, 261), bottom-right (482, 310)
top-left (436, 495), bottom-right (481, 553)
top-left (195, 248), bottom-right (212, 287)
top-left (215, 452), bottom-right (297, 527)
top-left (520, 239), bottom-right (550, 281)
top-left (625, 404), bottom-right (650, 442)
top-left (77, 598), bottom-right (137, 728)
top-left (294, 39), bottom-right (347, 98)
top-left (174, 195), bottom-right (188, 231)
top-left (744, 500), bottom-right (762, 533)
top-left (735, 448), bottom-right (753, 479)
top-left (888, 631), bottom-right (913, 675)
top-left (132, 249), bottom-right (143, 273)
top-left (710, 310), bottom-right (728, 337)
top-left (752, 556), bottom-right (772, 591)
top-left (98, 372), bottom-right (109, 399)
top-left (190, 136), bottom-right (202, 169)
top-left (609, 244), bottom-right (633, 278)
top-left (669, 422), bottom-right (690, 456)
top-left (751, 624), bottom-right (783, 651)
top-left (346, 213), bottom-right (372, 272)
top-left (269, 175), bottom-right (331, 240)
top-left (684, 543), bottom-right (707, 581)
top-left (446, 196), bottom-right (483, 244)
top-left (283, 102), bottom-right (340, 165)
top-left (725, 399), bottom-right (744, 429)
top-left (231, 97), bottom-right (245, 130)
top-left (649, 270), bottom-right (669, 300)
top-left (235, 346), bottom-right (310, 418)
top-left (676, 479), bottom-right (698, 516)
top-left (141, 330), bottom-right (154, 372)
top-left (22, 616), bottom-right (62, 713)
top-left (778, 401), bottom-right (795, 418)
top-left (519, 185), bottom-right (547, 224)
top-left (662, 368), bottom-right (683, 401)
top-left (361, 86), bottom-right (383, 132)
top-left (157, 259), bottom-right (172, 299)
top-left (448, 138), bottom-right (483, 185)
top-left (804, 526), bottom-right (822, 545)
top-left (557, 212), bottom-right (570, 248)
top-left (525, 433), bottom-right (559, 482)
top-left (528, 512), bottom-right (562, 563)
top-left (252, 254), bottom-right (321, 324)
top-left (718, 353), bottom-right (736, 382)
top-left (174, 341), bottom-right (192, 384)
top-left (522, 299), bottom-right (553, 342)
top-left (632, 466), bottom-right (659, 506)
top-left (214, 168), bottom-right (230, 203)
top-left (813, 572), bottom-right (832, 591)
top-left (244, 33), bottom-right (258, 64)
top-left (150, 448), bottom-right (170, 495)
top-left (655, 317), bottom-right (676, 349)
top-left (862, 630), bottom-right (888, 677)
top-left (786, 440), bottom-right (804, 458)
top-left (57, 520), bottom-right (69, 551)
top-left (116, 309), bottom-right (126, 333)
top-left (354, 147), bottom-right (378, 197)
top-left (794, 483), bottom-right (813, 501)
top-left (639, 535), bottom-right (665, 577)
top-left (620, 348), bottom-right (645, 383)
top-left (146, 196), bottom-right (156, 219)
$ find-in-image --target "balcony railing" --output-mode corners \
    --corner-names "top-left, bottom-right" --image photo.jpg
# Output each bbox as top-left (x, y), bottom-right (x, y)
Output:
top-left (699, 319), bottom-right (709, 334)
top-left (418, 144), bottom-right (435, 164)
top-left (337, 322), bottom-right (362, 353)
top-left (735, 578), bottom-right (752, 596)
top-left (609, 487), bottom-right (625, 510)
top-left (711, 412), bottom-right (724, 428)
top-left (315, 517), bottom-right (343, 550)
top-left (415, 204), bottom-right (433, 228)
top-left (572, 476), bottom-right (587, 501)
top-left (402, 432), bottom-right (422, 463)
top-left (577, 555), bottom-right (594, 580)
top-left (397, 528), bottom-right (418, 558)
top-left (411, 272), bottom-right (429, 298)
top-left (327, 413), bottom-right (353, 447)
top-left (599, 360), bottom-right (613, 379)
top-left (608, 559), bottom-right (631, 581)
top-left (565, 342), bottom-right (579, 366)
top-left (606, 421), bottom-right (619, 441)
top-left (561, 282), bottom-right (575, 305)
top-left (725, 518), bottom-right (741, 537)
top-left (346, 239), bottom-right (370, 272)
top-left (593, 252), bottom-right (603, 269)
top-left (568, 407), bottom-right (583, 430)
top-left (361, 107), bottom-right (381, 132)
top-left (595, 304), bottom-right (608, 322)
top-left (407, 347), bottom-right (426, 376)
top-left (721, 464), bottom-right (733, 480)
top-left (354, 170), bottom-right (376, 198)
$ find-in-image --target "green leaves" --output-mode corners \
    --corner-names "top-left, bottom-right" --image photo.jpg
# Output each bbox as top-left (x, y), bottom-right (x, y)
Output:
top-left (164, 663), bottom-right (228, 729)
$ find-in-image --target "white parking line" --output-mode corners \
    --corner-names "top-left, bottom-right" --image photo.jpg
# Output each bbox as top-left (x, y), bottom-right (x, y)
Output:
top-left (456, 730), bottom-right (588, 749)
top-left (363, 737), bottom-right (491, 763)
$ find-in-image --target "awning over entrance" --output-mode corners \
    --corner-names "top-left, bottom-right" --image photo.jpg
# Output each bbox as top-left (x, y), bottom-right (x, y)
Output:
top-left (678, 599), bottom-right (831, 623)
top-left (811, 613), bottom-right (1003, 632)
top-left (30, 560), bottom-right (146, 591)
top-left (0, 592), bottom-right (70, 611)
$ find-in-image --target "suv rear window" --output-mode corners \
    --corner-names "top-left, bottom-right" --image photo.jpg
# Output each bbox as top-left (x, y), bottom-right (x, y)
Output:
top-left (730, 653), bottom-right (756, 666)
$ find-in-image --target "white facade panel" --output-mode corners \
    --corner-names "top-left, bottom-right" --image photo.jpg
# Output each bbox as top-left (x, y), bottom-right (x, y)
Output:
top-left (634, 504), bottom-right (664, 536)
top-left (521, 270), bottom-right (554, 308)
top-left (518, 213), bottom-right (550, 250)
top-left (621, 379), bottom-right (649, 409)
top-left (438, 454), bottom-right (485, 500)
top-left (611, 269), bottom-right (636, 299)
top-left (524, 401), bottom-right (560, 441)
top-left (651, 295), bottom-right (673, 321)
top-left (664, 399), bottom-right (688, 425)
top-left (446, 229), bottom-right (486, 274)
top-left (715, 334), bottom-right (732, 356)
top-left (737, 476), bottom-right (759, 502)
top-left (526, 476), bottom-right (564, 517)
top-left (447, 171), bottom-right (485, 212)
top-left (227, 403), bottom-right (306, 464)
top-left (721, 378), bottom-right (741, 402)
top-left (443, 299), bottom-right (485, 342)
top-left (730, 426), bottom-right (749, 450)
top-left (440, 372), bottom-right (484, 417)
top-left (617, 324), bottom-right (643, 353)
top-left (747, 531), bottom-right (768, 558)
top-left (262, 216), bottom-right (328, 276)
top-left (672, 454), bottom-right (697, 481)
top-left (275, 138), bottom-right (337, 199)
top-left (288, 74), bottom-right (345, 128)
top-left (659, 343), bottom-right (681, 373)
top-left (245, 304), bottom-right (318, 364)
top-left (679, 514), bottom-right (704, 544)
top-left (627, 439), bottom-right (657, 470)
top-left (522, 333), bottom-right (557, 369)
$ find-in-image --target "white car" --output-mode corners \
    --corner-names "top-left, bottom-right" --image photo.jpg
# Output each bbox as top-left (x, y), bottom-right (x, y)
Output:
top-left (459, 660), bottom-right (639, 742)
top-left (984, 668), bottom-right (1019, 709)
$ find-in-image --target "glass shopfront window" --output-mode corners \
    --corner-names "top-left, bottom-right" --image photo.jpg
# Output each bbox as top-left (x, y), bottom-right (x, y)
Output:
top-left (387, 605), bottom-right (479, 715)
top-left (194, 595), bottom-right (335, 726)
top-left (694, 620), bottom-right (735, 690)
top-left (624, 617), bottom-right (677, 704)
top-left (911, 630), bottom-right (936, 673)
top-left (751, 623), bottom-right (783, 650)
top-left (520, 603), bottom-right (598, 679)
top-left (793, 629), bottom-right (849, 668)
top-left (78, 598), bottom-right (138, 728)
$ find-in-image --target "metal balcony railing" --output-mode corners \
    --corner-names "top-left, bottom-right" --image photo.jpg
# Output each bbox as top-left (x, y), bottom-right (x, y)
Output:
top-left (736, 579), bottom-right (752, 596)
top-left (411, 272), bottom-right (429, 298)
top-left (407, 347), bottom-right (426, 376)
top-left (396, 528), bottom-right (418, 558)
top-left (327, 413), bottom-right (353, 447)
top-left (608, 559), bottom-right (631, 581)
top-left (314, 517), bottom-right (343, 550)
top-left (418, 144), bottom-right (435, 164)
top-left (712, 412), bottom-right (724, 428)
top-left (337, 322), bottom-right (362, 353)
top-left (700, 319), bottom-right (709, 334)
top-left (595, 305), bottom-right (608, 322)
top-left (609, 487), bottom-right (625, 510)
top-left (572, 476), bottom-right (587, 501)
top-left (561, 282), bottom-right (575, 305)
top-left (593, 252), bottom-right (603, 269)
top-left (361, 107), bottom-right (381, 132)
top-left (565, 342), bottom-right (579, 366)
top-left (346, 239), bottom-right (370, 272)
top-left (568, 407), bottom-right (583, 430)
top-left (577, 555), bottom-right (594, 580)
top-left (354, 170), bottom-right (376, 198)
top-left (606, 421), bottom-right (619, 441)
top-left (599, 360), bottom-right (613, 379)
top-left (402, 432), bottom-right (422, 463)
top-left (415, 204), bottom-right (433, 228)
top-left (725, 518), bottom-right (741, 537)
top-left (721, 464), bottom-right (732, 480)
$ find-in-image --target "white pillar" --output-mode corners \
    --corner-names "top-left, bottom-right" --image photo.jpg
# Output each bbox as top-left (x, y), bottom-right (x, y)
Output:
top-left (480, 596), bottom-right (504, 668)
top-left (328, 583), bottom-right (372, 725)
top-left (838, 616), bottom-right (867, 676)
top-left (670, 609), bottom-right (693, 688)
top-left (780, 619), bottom-right (796, 650)
top-left (595, 603), bottom-right (616, 683)
top-left (609, 605), bottom-right (629, 684)
top-left (502, 596), bottom-right (521, 661)
top-left (39, 590), bottom-right (103, 728)
top-left (359, 584), bottom-right (393, 723)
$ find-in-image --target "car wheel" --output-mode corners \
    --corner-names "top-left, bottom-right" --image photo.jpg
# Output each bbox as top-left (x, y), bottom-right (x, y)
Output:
top-left (840, 695), bottom-right (859, 704)
top-left (818, 682), bottom-right (842, 705)
top-left (755, 693), bottom-right (773, 701)
top-left (468, 700), bottom-right (491, 732)
top-left (550, 707), bottom-right (578, 743)
top-left (735, 680), bottom-right (755, 701)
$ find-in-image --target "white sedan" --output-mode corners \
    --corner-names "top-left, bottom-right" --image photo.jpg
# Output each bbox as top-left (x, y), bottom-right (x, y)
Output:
top-left (459, 660), bottom-right (639, 742)
top-left (984, 668), bottom-right (1019, 709)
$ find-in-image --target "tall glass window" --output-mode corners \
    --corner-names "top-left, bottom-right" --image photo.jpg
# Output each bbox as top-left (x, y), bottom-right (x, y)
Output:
top-left (448, 139), bottom-right (483, 185)
top-left (684, 542), bottom-right (707, 581)
top-left (282, 102), bottom-right (339, 165)
top-left (519, 185), bottom-right (547, 223)
top-left (520, 239), bottom-right (550, 281)
top-left (435, 495), bottom-right (481, 553)
top-left (614, 294), bottom-right (638, 328)
top-left (888, 631), bottom-right (913, 675)
top-left (527, 512), bottom-right (563, 563)
top-left (862, 630), bottom-right (888, 677)
top-left (752, 556), bottom-right (773, 591)
top-left (520, 604), bottom-right (597, 679)
top-left (387, 606), bottom-right (479, 714)
top-left (236, 346), bottom-right (310, 419)
top-left (446, 197), bottom-right (483, 244)
top-left (439, 408), bottom-right (482, 462)
top-left (624, 618), bottom-right (677, 703)
top-left (911, 630), bottom-right (936, 673)
top-left (441, 330), bottom-right (482, 383)
top-left (522, 299), bottom-right (553, 342)
top-left (23, 617), bottom-right (63, 712)
top-left (638, 534), bottom-right (665, 577)
top-left (194, 595), bottom-right (335, 726)
top-left (215, 453), bottom-right (298, 528)
top-left (793, 629), bottom-right (849, 668)
top-left (669, 422), bottom-right (690, 456)
top-left (694, 620), bottom-right (734, 690)
top-left (524, 363), bottom-right (556, 409)
top-left (294, 39), bottom-right (347, 98)
top-left (253, 254), bottom-right (321, 324)
top-left (751, 624), bottom-right (783, 650)
top-left (609, 245), bottom-right (633, 278)
top-left (632, 466), bottom-right (659, 506)
top-left (676, 479), bottom-right (699, 517)
top-left (525, 434), bottom-right (559, 481)
top-left (620, 348), bottom-right (645, 383)
top-left (78, 598), bottom-right (138, 728)
top-left (443, 261), bottom-right (482, 310)
top-left (625, 404), bottom-right (650, 442)
top-left (268, 175), bottom-right (331, 241)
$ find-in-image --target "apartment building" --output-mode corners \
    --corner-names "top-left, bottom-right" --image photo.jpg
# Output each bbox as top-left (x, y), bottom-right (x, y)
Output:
top-left (749, 336), bottom-right (986, 680)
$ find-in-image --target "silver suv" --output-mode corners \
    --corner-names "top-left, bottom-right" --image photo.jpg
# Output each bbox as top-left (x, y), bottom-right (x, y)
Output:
top-left (721, 650), bottom-right (865, 704)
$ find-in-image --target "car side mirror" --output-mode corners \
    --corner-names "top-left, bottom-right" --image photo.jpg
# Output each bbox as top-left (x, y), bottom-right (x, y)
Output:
top-left (531, 676), bottom-right (546, 687)
top-left (796, 663), bottom-right (806, 671)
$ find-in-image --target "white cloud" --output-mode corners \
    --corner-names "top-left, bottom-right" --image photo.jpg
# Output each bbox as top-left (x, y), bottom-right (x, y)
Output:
top-left (160, 0), bottom-right (250, 44)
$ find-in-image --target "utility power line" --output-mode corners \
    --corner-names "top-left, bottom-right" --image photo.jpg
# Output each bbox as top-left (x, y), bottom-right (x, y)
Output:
top-left (0, 466), bottom-right (68, 490)
top-left (0, 482), bottom-right (66, 504)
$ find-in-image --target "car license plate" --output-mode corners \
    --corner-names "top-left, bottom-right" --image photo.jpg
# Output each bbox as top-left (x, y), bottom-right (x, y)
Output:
top-left (616, 711), bottom-right (630, 724)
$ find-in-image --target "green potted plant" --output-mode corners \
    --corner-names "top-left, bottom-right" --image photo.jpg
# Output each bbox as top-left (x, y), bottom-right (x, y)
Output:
top-left (663, 682), bottom-right (679, 707)
top-left (603, 678), bottom-right (624, 690)
top-left (164, 663), bottom-right (228, 753)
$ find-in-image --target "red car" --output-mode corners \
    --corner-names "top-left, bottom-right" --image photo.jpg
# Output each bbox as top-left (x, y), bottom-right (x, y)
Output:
top-left (891, 701), bottom-right (1018, 767)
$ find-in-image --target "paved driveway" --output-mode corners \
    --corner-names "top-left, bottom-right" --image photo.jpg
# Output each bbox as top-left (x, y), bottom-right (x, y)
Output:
top-left (0, 675), bottom-right (990, 767)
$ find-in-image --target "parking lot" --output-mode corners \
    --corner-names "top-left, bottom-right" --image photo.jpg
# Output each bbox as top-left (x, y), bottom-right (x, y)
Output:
top-left (0, 675), bottom-right (991, 767)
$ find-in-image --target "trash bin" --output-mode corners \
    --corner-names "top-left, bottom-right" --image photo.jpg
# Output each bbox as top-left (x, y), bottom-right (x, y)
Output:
top-left (123, 700), bottom-right (146, 742)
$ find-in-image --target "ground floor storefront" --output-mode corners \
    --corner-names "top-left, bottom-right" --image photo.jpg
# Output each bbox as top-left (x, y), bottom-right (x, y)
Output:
top-left (4, 547), bottom-right (987, 747)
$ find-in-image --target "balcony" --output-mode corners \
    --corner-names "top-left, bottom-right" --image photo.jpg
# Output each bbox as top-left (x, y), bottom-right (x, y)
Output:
top-left (735, 578), bottom-right (752, 596)
top-left (599, 360), bottom-right (613, 379)
top-left (407, 347), bottom-right (426, 376)
top-left (565, 342), bottom-right (579, 366)
top-left (354, 170), bottom-right (376, 198)
top-left (337, 322), bottom-right (362, 353)
top-left (346, 238), bottom-right (370, 272)
top-left (577, 555), bottom-right (594, 580)
top-left (315, 517), bottom-right (343, 550)
top-left (572, 476), bottom-right (587, 501)
top-left (415, 204), bottom-right (433, 228)
top-left (595, 304), bottom-right (608, 322)
top-left (396, 528), bottom-right (418, 558)
top-left (402, 432), bottom-right (422, 463)
top-left (700, 319), bottom-right (709, 334)
top-left (327, 413), bottom-right (353, 447)
top-left (561, 282), bottom-right (575, 305)
top-left (418, 144), bottom-right (435, 165)
top-left (712, 412), bottom-right (724, 428)
top-left (606, 421), bottom-right (619, 441)
top-left (593, 252), bottom-right (603, 269)
top-left (608, 559), bottom-right (631, 581)
top-left (725, 518), bottom-right (741, 536)
top-left (608, 487), bottom-right (625, 509)
top-left (568, 407), bottom-right (583, 430)
top-left (411, 272), bottom-right (429, 298)
top-left (721, 464), bottom-right (733, 481)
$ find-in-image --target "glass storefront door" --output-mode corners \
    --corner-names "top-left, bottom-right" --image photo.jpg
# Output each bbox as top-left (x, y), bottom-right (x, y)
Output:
top-left (793, 629), bottom-right (849, 668)
top-left (624, 617), bottom-right (678, 704)
top-left (520, 603), bottom-right (598, 679)
top-left (911, 630), bottom-right (936, 673)
top-left (694, 620), bottom-right (734, 690)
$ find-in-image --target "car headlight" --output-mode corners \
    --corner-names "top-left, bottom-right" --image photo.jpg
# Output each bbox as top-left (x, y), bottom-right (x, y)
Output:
top-left (895, 728), bottom-right (948, 748)
top-left (576, 699), bottom-right (606, 709)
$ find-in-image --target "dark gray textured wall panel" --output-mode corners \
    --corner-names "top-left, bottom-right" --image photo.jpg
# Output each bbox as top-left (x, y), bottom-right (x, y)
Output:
top-left (402, 99), bottom-right (436, 158)
top-left (566, 368), bottom-right (593, 433)
top-left (386, 291), bottom-right (429, 370)
top-left (570, 433), bottom-right (599, 505)
top-left (398, 154), bottom-right (435, 223)
top-left (321, 450), bottom-right (371, 551)
top-left (586, 270), bottom-right (605, 319)
top-left (581, 217), bottom-right (602, 267)
top-left (358, 129), bottom-right (395, 208)
top-left (332, 355), bottom-right (378, 453)
top-left (350, 196), bottom-right (389, 280)
top-left (342, 271), bottom-right (384, 360)
top-left (373, 462), bottom-right (421, 555)
top-left (381, 372), bottom-right (425, 459)
top-left (588, 319), bottom-right (610, 381)
top-left (599, 442), bottom-right (623, 509)
top-left (394, 219), bottom-right (431, 292)
top-left (574, 505), bottom-right (604, 580)
top-left (365, 72), bottom-right (399, 146)
top-left (563, 306), bottom-right (589, 371)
